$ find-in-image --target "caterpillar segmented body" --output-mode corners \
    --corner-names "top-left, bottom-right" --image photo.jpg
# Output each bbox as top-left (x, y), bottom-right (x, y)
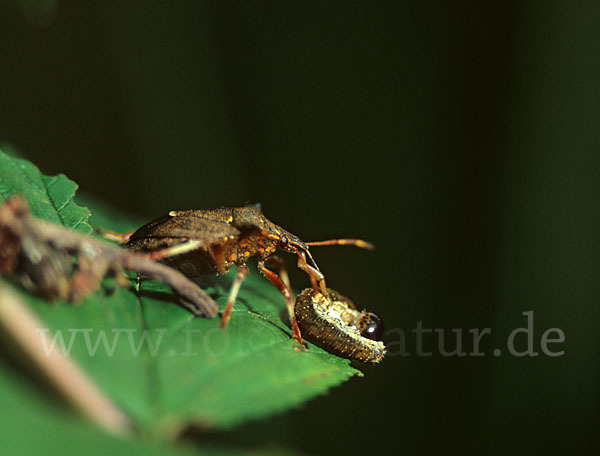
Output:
top-left (295, 288), bottom-right (386, 363)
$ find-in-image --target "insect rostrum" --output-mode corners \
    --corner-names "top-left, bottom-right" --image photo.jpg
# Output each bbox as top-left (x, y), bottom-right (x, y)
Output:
top-left (122, 204), bottom-right (372, 347)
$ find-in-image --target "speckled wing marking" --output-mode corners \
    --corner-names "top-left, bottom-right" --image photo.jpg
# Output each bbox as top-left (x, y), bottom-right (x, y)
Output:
top-left (126, 213), bottom-right (241, 250)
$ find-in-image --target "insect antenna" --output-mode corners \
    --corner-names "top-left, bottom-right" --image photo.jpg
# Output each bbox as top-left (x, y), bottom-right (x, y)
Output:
top-left (305, 239), bottom-right (374, 250)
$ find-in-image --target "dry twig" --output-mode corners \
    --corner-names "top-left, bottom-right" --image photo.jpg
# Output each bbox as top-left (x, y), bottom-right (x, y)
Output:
top-left (0, 196), bottom-right (218, 317)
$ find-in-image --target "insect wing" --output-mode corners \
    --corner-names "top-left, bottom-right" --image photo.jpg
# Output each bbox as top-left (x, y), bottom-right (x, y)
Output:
top-left (127, 213), bottom-right (240, 248)
top-left (167, 208), bottom-right (234, 224)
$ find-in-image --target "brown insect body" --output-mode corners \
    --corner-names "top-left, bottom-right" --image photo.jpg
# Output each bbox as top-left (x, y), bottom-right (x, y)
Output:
top-left (126, 205), bottom-right (309, 278)
top-left (295, 287), bottom-right (386, 363)
top-left (122, 204), bottom-right (373, 347)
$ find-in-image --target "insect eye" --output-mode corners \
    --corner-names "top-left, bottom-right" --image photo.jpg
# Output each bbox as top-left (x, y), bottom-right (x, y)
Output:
top-left (280, 236), bottom-right (289, 247)
top-left (360, 313), bottom-right (384, 341)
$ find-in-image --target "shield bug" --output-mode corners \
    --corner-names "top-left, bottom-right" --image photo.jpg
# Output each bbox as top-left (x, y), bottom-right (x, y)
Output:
top-left (111, 204), bottom-right (372, 347)
top-left (295, 287), bottom-right (386, 363)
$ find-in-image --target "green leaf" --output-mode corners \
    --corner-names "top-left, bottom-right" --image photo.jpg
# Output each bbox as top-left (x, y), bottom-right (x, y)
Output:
top-left (0, 364), bottom-right (208, 456)
top-left (0, 148), bottom-right (360, 436)
top-left (0, 146), bottom-right (92, 234)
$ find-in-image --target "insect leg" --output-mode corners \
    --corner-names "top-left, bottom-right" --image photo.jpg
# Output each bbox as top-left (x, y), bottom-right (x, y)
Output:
top-left (257, 260), bottom-right (307, 348)
top-left (219, 265), bottom-right (249, 328)
top-left (295, 251), bottom-right (327, 296)
top-left (263, 256), bottom-right (290, 289)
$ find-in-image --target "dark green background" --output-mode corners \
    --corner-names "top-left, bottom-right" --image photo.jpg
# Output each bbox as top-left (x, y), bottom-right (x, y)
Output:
top-left (1, 1), bottom-right (598, 453)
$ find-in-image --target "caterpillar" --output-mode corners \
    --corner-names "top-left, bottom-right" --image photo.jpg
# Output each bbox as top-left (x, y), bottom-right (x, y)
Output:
top-left (295, 287), bottom-right (386, 363)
